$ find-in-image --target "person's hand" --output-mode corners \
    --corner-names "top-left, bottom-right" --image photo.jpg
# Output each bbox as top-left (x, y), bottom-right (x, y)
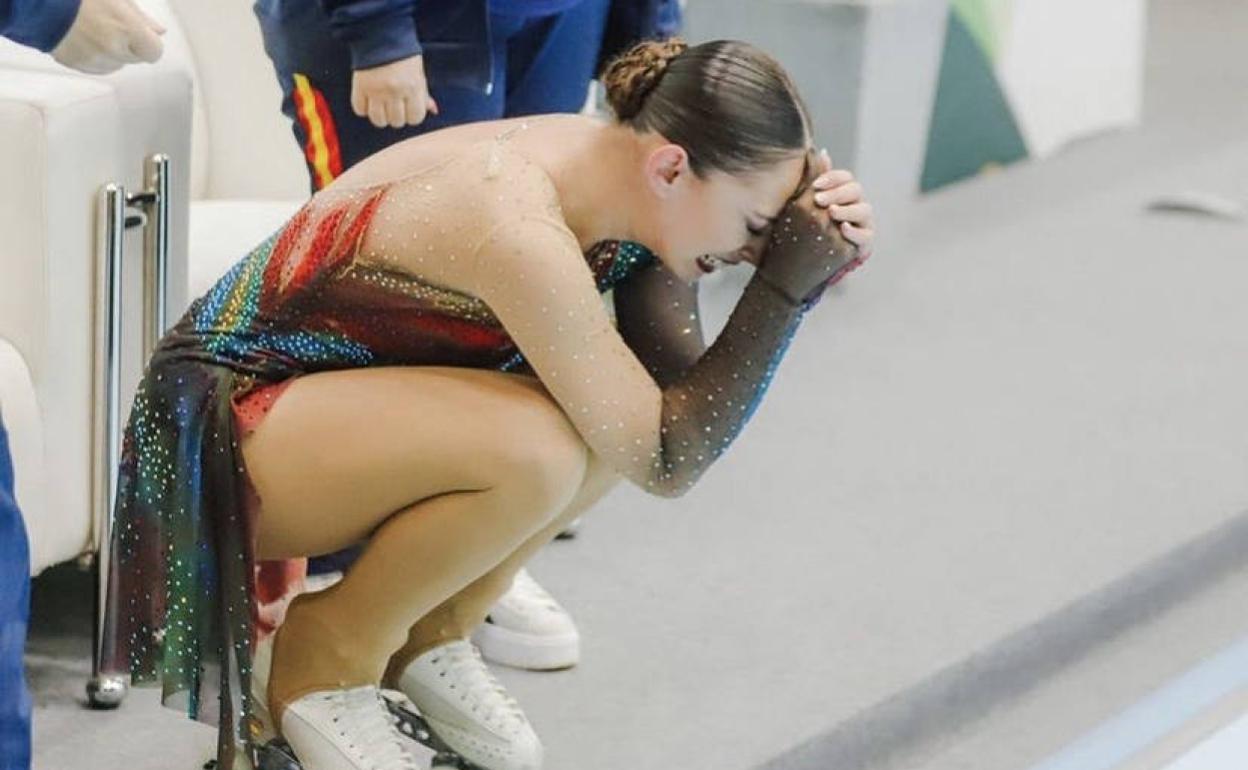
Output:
top-left (351, 55), bottom-right (440, 129)
top-left (51, 0), bottom-right (165, 74)
top-left (756, 149), bottom-right (866, 306)
top-left (810, 149), bottom-right (874, 260)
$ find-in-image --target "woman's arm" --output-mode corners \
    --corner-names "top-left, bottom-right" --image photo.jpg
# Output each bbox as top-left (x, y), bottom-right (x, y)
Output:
top-left (612, 258), bottom-right (705, 388)
top-left (472, 216), bottom-right (819, 498)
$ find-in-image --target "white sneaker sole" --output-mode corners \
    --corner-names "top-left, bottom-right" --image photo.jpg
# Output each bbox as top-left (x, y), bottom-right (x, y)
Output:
top-left (471, 622), bottom-right (580, 671)
top-left (418, 713), bottom-right (542, 770)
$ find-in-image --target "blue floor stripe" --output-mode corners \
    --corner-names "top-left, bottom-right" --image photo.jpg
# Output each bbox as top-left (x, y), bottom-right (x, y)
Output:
top-left (1163, 709), bottom-right (1248, 769)
top-left (1026, 634), bottom-right (1248, 770)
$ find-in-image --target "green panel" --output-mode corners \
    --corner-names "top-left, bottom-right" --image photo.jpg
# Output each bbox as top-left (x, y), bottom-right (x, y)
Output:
top-left (952, 0), bottom-right (1002, 60)
top-left (920, 10), bottom-right (1028, 191)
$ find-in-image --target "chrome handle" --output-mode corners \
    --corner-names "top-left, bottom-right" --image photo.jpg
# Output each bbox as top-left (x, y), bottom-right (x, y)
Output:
top-left (90, 154), bottom-right (171, 691)
top-left (135, 153), bottom-right (170, 358)
top-left (90, 183), bottom-right (126, 687)
top-left (94, 183), bottom-right (125, 568)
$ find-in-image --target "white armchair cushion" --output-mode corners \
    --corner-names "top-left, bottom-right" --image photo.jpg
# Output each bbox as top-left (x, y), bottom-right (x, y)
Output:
top-left (165, 0), bottom-right (307, 201)
top-left (0, 0), bottom-right (206, 199)
top-left (0, 71), bottom-right (122, 571)
top-left (188, 200), bottom-right (302, 297)
top-left (0, 61), bottom-right (192, 571)
top-left (0, 1), bottom-right (301, 575)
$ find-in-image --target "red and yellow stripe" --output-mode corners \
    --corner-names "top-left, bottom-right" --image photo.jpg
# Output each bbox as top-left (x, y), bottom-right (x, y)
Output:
top-left (292, 73), bottom-right (344, 190)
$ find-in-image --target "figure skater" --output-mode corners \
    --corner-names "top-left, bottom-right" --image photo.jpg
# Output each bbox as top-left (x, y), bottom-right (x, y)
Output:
top-left (103, 38), bottom-right (876, 770)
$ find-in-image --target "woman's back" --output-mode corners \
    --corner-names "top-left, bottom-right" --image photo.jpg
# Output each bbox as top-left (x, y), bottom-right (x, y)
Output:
top-left (186, 116), bottom-right (654, 377)
top-left (335, 117), bottom-right (577, 299)
top-left (329, 113), bottom-right (576, 193)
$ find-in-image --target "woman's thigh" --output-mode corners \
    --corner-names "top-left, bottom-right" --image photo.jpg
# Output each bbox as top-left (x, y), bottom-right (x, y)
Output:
top-left (243, 366), bottom-right (585, 560)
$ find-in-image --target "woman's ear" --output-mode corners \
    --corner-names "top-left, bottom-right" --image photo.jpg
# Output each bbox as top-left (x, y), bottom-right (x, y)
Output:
top-left (645, 144), bottom-right (689, 198)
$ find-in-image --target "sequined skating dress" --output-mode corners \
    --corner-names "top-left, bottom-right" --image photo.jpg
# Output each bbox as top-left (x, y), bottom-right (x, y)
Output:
top-left (104, 125), bottom-right (831, 769)
top-left (102, 135), bottom-right (658, 766)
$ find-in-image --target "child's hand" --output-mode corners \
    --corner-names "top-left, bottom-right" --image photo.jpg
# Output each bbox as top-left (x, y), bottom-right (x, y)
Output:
top-left (352, 55), bottom-right (440, 129)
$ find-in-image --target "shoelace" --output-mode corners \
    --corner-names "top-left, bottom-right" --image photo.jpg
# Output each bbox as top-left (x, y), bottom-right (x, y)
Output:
top-left (329, 686), bottom-right (420, 770)
top-left (433, 641), bottom-right (527, 729)
top-left (380, 691), bottom-right (476, 770)
top-left (509, 569), bottom-right (560, 612)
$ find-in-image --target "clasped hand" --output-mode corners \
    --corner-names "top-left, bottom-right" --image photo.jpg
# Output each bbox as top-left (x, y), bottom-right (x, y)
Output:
top-left (756, 149), bottom-right (875, 306)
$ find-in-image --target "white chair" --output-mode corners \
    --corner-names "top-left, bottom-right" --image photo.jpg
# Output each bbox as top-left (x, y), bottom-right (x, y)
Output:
top-left (162, 0), bottom-right (306, 294)
top-left (0, 0), bottom-right (304, 707)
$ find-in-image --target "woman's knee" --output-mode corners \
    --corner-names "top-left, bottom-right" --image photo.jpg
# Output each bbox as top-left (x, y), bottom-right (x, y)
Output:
top-left (488, 392), bottom-right (588, 515)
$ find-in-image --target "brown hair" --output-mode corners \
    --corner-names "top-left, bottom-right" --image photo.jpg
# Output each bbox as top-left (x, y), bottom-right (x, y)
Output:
top-left (601, 38), bottom-right (812, 177)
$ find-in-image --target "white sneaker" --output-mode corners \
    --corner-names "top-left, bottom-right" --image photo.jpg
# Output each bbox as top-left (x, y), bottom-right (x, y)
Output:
top-left (303, 568), bottom-right (578, 671)
top-left (284, 686), bottom-right (428, 770)
top-left (251, 634), bottom-right (429, 770)
top-left (394, 640), bottom-right (543, 770)
top-left (472, 569), bottom-right (579, 671)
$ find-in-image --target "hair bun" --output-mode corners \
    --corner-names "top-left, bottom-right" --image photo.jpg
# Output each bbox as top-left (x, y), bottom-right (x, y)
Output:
top-left (601, 38), bottom-right (689, 121)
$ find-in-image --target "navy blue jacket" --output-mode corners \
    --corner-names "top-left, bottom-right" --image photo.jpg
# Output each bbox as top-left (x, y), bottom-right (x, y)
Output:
top-left (258, 0), bottom-right (679, 92)
top-left (0, 0), bottom-right (79, 51)
top-left (598, 0), bottom-right (681, 74)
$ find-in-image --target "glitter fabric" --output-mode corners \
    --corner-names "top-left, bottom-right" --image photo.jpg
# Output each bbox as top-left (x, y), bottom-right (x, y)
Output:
top-left (101, 123), bottom-right (858, 768)
top-left (461, 145), bottom-right (858, 499)
top-left (101, 129), bottom-right (658, 768)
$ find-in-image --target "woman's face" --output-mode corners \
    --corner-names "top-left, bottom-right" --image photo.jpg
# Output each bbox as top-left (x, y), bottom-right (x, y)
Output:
top-left (644, 144), bottom-right (808, 283)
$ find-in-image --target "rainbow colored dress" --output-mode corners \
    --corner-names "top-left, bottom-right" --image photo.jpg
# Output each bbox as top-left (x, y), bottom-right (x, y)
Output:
top-left (101, 183), bottom-right (656, 767)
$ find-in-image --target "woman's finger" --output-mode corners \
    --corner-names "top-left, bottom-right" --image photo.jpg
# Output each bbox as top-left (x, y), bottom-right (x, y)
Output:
top-left (829, 201), bottom-right (873, 226)
top-left (813, 169), bottom-right (854, 191)
top-left (815, 181), bottom-right (864, 206)
top-left (840, 222), bottom-right (875, 255)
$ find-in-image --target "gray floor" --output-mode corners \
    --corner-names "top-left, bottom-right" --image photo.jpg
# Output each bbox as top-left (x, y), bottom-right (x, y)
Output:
top-left (25, 1), bottom-right (1248, 768)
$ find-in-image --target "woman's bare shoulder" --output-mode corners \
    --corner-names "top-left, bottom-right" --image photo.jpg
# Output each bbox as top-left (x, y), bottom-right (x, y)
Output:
top-left (353, 137), bottom-right (580, 296)
top-left (477, 141), bottom-right (567, 222)
top-left (459, 142), bottom-right (584, 260)
top-left (387, 139), bottom-right (568, 234)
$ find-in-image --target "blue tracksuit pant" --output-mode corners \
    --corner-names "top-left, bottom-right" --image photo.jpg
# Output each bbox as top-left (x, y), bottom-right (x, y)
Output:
top-left (260, 0), bottom-right (611, 194)
top-left (0, 414), bottom-right (31, 770)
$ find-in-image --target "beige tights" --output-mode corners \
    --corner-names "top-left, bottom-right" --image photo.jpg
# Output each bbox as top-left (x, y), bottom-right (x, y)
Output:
top-left (244, 367), bottom-right (621, 726)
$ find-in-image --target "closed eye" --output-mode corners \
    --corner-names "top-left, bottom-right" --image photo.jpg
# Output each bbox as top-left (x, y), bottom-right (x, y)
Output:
top-left (747, 207), bottom-right (781, 237)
